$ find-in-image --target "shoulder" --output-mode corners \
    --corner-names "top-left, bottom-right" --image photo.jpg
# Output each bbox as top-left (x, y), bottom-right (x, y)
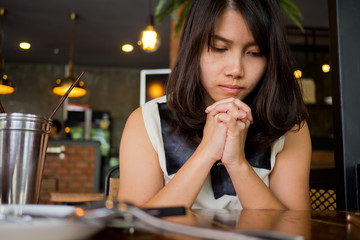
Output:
top-left (126, 95), bottom-right (167, 125)
top-left (277, 121), bottom-right (311, 163)
top-left (284, 121), bottom-right (311, 149)
top-left (122, 107), bottom-right (144, 138)
top-left (120, 104), bottom-right (158, 157)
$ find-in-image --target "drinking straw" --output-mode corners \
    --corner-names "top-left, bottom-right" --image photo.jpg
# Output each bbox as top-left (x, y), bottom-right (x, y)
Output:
top-left (0, 99), bottom-right (5, 113)
top-left (48, 71), bottom-right (85, 119)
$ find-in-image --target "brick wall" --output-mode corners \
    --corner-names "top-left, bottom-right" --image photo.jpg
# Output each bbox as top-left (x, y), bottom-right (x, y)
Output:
top-left (39, 140), bottom-right (101, 203)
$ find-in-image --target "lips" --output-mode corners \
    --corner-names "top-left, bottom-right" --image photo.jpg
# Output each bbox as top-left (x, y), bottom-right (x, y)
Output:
top-left (219, 84), bottom-right (243, 94)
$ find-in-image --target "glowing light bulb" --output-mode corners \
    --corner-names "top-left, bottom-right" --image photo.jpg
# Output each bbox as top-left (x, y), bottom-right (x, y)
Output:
top-left (65, 127), bottom-right (70, 133)
top-left (139, 25), bottom-right (161, 53)
top-left (294, 70), bottom-right (302, 79)
top-left (322, 64), bottom-right (330, 73)
top-left (148, 82), bottom-right (164, 99)
top-left (122, 44), bottom-right (134, 52)
top-left (19, 42), bottom-right (31, 50)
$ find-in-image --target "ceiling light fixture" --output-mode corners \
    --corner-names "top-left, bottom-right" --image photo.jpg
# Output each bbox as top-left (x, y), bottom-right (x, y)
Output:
top-left (138, 0), bottom-right (161, 53)
top-left (0, 8), bottom-right (15, 95)
top-left (0, 74), bottom-right (14, 94)
top-left (19, 42), bottom-right (31, 50)
top-left (122, 44), bottom-right (134, 53)
top-left (53, 12), bottom-right (86, 98)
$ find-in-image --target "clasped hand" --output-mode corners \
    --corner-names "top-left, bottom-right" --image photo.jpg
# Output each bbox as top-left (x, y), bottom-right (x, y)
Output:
top-left (200, 98), bottom-right (252, 167)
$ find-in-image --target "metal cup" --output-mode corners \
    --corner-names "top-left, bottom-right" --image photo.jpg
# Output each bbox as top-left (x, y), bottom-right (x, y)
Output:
top-left (0, 113), bottom-right (52, 204)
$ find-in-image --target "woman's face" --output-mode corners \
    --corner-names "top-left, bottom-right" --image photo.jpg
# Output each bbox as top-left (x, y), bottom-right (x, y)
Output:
top-left (200, 8), bottom-right (267, 105)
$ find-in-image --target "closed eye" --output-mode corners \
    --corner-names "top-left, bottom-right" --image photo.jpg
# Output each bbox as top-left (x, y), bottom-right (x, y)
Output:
top-left (210, 46), bottom-right (227, 52)
top-left (247, 51), bottom-right (263, 57)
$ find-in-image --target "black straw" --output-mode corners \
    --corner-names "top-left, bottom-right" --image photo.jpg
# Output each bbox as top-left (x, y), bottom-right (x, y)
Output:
top-left (0, 99), bottom-right (5, 113)
top-left (48, 71), bottom-right (84, 119)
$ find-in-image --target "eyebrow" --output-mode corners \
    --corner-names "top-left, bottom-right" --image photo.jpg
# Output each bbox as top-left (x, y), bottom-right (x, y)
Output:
top-left (213, 34), bottom-right (233, 44)
top-left (212, 34), bottom-right (258, 49)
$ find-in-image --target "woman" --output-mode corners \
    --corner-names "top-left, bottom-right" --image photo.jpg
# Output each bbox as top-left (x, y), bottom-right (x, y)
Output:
top-left (118, 0), bottom-right (311, 210)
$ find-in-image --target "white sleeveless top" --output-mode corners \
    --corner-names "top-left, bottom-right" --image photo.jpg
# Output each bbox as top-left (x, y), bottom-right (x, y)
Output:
top-left (142, 96), bottom-right (285, 209)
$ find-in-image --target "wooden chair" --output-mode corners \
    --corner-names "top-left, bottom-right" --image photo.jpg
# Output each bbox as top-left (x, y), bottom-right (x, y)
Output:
top-left (309, 138), bottom-right (337, 210)
top-left (104, 165), bottom-right (119, 200)
top-left (310, 168), bottom-right (337, 210)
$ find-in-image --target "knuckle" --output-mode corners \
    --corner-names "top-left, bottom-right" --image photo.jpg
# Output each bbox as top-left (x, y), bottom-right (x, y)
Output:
top-left (233, 98), bottom-right (241, 104)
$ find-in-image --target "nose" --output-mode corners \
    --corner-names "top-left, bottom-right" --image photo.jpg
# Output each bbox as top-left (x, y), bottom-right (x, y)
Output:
top-left (224, 56), bottom-right (244, 79)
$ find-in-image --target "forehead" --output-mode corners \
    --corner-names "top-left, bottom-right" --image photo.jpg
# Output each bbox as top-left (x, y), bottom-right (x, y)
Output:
top-left (214, 8), bottom-right (250, 32)
top-left (212, 8), bottom-right (254, 42)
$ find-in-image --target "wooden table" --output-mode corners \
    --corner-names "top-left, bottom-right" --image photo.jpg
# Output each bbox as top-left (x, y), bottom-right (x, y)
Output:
top-left (50, 192), bottom-right (105, 203)
top-left (85, 208), bottom-right (360, 240)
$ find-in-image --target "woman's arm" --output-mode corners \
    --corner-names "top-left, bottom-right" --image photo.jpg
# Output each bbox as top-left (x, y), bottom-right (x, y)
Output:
top-left (225, 122), bottom-right (311, 210)
top-left (118, 107), bottom-right (163, 206)
top-left (268, 122), bottom-right (312, 210)
top-left (118, 107), bottom-right (227, 208)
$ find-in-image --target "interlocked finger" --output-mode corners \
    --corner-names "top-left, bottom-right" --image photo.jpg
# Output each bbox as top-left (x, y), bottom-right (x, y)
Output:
top-left (206, 98), bottom-right (253, 123)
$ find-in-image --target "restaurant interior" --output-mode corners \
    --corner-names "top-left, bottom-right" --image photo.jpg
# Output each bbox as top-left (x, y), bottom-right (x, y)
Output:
top-left (0, 0), bottom-right (360, 239)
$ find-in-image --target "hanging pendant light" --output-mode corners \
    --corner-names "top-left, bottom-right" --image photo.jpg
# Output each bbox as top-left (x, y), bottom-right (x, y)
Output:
top-left (0, 8), bottom-right (15, 95)
top-left (138, 0), bottom-right (161, 53)
top-left (53, 12), bottom-right (86, 98)
top-left (0, 73), bottom-right (14, 94)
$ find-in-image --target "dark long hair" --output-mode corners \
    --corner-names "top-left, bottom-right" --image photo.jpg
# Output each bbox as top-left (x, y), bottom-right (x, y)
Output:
top-left (166, 0), bottom-right (308, 150)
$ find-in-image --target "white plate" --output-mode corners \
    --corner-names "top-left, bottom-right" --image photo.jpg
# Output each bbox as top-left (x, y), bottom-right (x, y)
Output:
top-left (0, 204), bottom-right (76, 217)
top-left (0, 205), bottom-right (105, 240)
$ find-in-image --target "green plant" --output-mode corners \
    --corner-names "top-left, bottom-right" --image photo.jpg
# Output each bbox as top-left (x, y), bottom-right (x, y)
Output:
top-left (155, 0), bottom-right (304, 36)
